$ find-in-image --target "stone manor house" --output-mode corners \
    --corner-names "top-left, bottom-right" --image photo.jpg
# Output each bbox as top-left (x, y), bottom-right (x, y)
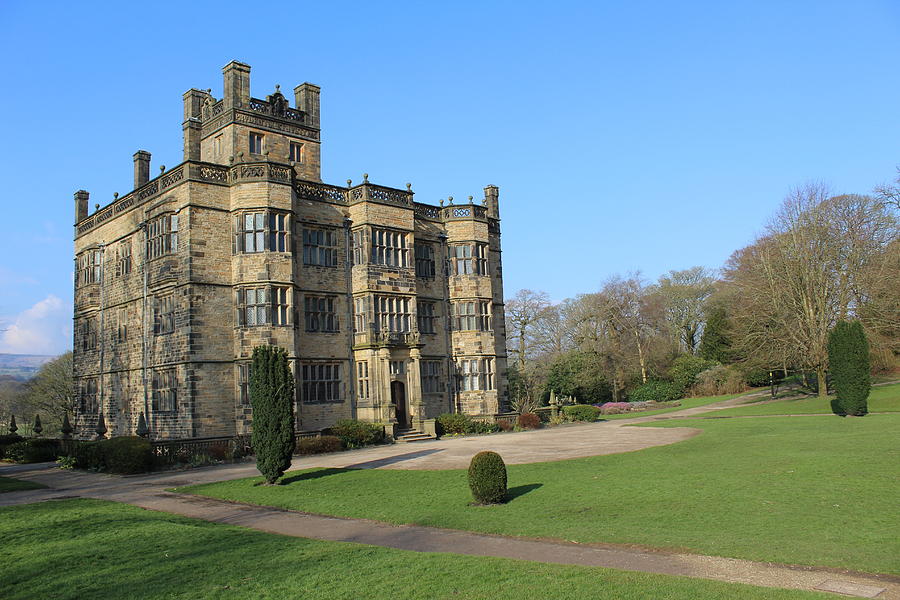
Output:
top-left (72, 61), bottom-right (508, 440)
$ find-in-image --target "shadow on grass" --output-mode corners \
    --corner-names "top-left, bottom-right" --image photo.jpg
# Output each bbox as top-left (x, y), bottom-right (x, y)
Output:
top-left (280, 468), bottom-right (354, 485)
top-left (506, 483), bottom-right (542, 501)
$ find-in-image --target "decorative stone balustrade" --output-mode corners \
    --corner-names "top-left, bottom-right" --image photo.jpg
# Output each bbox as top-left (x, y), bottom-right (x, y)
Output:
top-left (353, 330), bottom-right (421, 349)
top-left (442, 204), bottom-right (487, 221)
top-left (349, 182), bottom-right (413, 207)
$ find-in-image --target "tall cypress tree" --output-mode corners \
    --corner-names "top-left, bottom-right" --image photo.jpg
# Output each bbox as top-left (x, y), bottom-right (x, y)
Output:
top-left (250, 346), bottom-right (296, 484)
top-left (699, 306), bottom-right (733, 364)
top-left (827, 321), bottom-right (870, 417)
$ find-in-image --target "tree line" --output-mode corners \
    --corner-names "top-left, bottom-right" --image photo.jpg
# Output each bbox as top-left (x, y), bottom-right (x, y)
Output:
top-left (506, 176), bottom-right (900, 405)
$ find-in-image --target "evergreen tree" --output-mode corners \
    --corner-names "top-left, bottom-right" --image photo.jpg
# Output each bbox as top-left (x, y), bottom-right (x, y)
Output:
top-left (699, 306), bottom-right (733, 364)
top-left (250, 346), bottom-right (295, 484)
top-left (827, 321), bottom-right (870, 416)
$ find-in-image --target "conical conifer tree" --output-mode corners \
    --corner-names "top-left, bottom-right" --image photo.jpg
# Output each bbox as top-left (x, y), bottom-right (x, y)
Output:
top-left (827, 321), bottom-right (870, 416)
top-left (250, 346), bottom-right (295, 484)
top-left (33, 414), bottom-right (43, 436)
top-left (9, 414), bottom-right (17, 434)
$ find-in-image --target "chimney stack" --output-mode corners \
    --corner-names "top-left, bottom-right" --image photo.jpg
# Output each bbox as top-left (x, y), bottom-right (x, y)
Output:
top-left (295, 82), bottom-right (321, 128)
top-left (223, 60), bottom-right (251, 109)
top-left (182, 88), bottom-right (207, 161)
top-left (74, 190), bottom-right (90, 223)
top-left (484, 185), bottom-right (500, 219)
top-left (133, 150), bottom-right (151, 189)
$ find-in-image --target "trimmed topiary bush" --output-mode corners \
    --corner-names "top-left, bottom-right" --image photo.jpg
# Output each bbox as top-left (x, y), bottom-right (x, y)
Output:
top-left (562, 405), bottom-right (601, 421)
top-left (3, 439), bottom-right (60, 463)
top-left (516, 413), bottom-right (541, 429)
top-left (828, 321), bottom-right (871, 417)
top-left (73, 441), bottom-right (105, 470)
top-left (436, 413), bottom-right (473, 435)
top-left (467, 451), bottom-right (507, 504)
top-left (101, 436), bottom-right (153, 474)
top-left (328, 420), bottom-right (384, 448)
top-left (628, 380), bottom-right (681, 403)
top-left (250, 345), bottom-right (296, 484)
top-left (296, 435), bottom-right (344, 455)
top-left (0, 433), bottom-right (23, 459)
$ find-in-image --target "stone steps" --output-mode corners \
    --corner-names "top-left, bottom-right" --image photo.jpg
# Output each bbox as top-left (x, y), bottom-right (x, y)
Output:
top-left (395, 429), bottom-right (436, 443)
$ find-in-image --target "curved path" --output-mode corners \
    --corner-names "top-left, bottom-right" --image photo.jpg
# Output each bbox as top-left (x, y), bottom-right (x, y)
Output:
top-left (3, 393), bottom-right (896, 598)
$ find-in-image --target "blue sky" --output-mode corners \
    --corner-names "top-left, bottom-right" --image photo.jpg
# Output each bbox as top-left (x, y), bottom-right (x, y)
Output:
top-left (0, 1), bottom-right (898, 355)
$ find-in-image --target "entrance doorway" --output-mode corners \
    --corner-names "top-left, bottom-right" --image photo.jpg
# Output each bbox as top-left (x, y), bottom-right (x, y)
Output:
top-left (391, 381), bottom-right (409, 429)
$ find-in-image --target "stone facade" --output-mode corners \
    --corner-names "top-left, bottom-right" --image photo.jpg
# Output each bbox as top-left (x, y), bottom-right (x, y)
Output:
top-left (72, 61), bottom-right (508, 440)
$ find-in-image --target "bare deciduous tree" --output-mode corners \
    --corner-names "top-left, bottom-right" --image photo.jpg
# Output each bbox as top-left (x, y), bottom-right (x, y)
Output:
top-left (655, 266), bottom-right (717, 354)
top-left (725, 184), bottom-right (898, 396)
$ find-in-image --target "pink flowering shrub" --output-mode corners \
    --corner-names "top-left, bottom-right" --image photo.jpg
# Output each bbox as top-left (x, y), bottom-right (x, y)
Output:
top-left (599, 402), bottom-right (633, 415)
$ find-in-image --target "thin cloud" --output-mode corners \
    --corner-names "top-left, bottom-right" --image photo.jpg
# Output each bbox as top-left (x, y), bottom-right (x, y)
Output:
top-left (0, 295), bottom-right (71, 355)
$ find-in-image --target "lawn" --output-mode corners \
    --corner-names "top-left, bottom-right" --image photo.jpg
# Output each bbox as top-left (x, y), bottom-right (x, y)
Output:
top-left (0, 499), bottom-right (830, 600)
top-left (181, 414), bottom-right (900, 575)
top-left (712, 382), bottom-right (900, 417)
top-left (600, 392), bottom-right (751, 420)
top-left (0, 476), bottom-right (46, 493)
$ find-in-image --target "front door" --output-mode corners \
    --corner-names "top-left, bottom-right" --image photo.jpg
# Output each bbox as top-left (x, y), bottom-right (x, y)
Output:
top-left (391, 381), bottom-right (408, 428)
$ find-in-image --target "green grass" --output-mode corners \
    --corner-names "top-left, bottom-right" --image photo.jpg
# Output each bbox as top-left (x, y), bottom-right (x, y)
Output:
top-left (181, 414), bottom-right (900, 575)
top-left (600, 392), bottom-right (749, 420)
top-left (0, 499), bottom-right (830, 600)
top-left (712, 382), bottom-right (900, 416)
top-left (0, 476), bottom-right (46, 493)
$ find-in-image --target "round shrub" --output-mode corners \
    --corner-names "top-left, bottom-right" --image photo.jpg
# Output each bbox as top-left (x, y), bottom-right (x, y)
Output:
top-left (328, 420), bottom-right (384, 448)
top-left (101, 436), bottom-right (153, 474)
top-left (668, 356), bottom-right (716, 394)
top-left (562, 405), bottom-right (601, 421)
top-left (516, 413), bottom-right (541, 429)
top-left (467, 451), bottom-right (507, 504)
top-left (628, 380), bottom-right (681, 403)
top-left (296, 435), bottom-right (344, 455)
top-left (436, 413), bottom-right (473, 435)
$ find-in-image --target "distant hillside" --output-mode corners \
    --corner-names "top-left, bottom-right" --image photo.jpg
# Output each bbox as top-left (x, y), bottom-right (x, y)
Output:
top-left (0, 354), bottom-right (56, 380)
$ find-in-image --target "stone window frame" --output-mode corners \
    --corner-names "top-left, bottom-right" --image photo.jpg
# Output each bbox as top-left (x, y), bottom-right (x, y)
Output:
top-left (304, 294), bottom-right (339, 333)
top-left (76, 249), bottom-right (102, 287)
top-left (80, 317), bottom-right (98, 351)
top-left (236, 285), bottom-right (291, 327)
top-left (451, 300), bottom-right (492, 332)
top-left (351, 229), bottom-right (366, 265)
top-left (449, 242), bottom-right (487, 276)
top-left (302, 227), bottom-right (339, 267)
top-left (370, 228), bottom-right (409, 268)
top-left (115, 239), bottom-right (132, 277)
top-left (374, 295), bottom-right (411, 333)
top-left (116, 307), bottom-right (128, 344)
top-left (414, 243), bottom-right (435, 278)
top-left (456, 357), bottom-right (494, 392)
top-left (417, 301), bottom-right (437, 334)
top-left (238, 362), bottom-right (251, 405)
top-left (356, 361), bottom-right (370, 400)
top-left (289, 141), bottom-right (304, 163)
top-left (153, 294), bottom-right (175, 335)
top-left (389, 360), bottom-right (405, 376)
top-left (146, 212), bottom-right (178, 261)
top-left (353, 296), bottom-right (368, 333)
top-left (152, 368), bottom-right (177, 412)
top-left (249, 131), bottom-right (264, 155)
top-left (420, 360), bottom-right (442, 394)
top-left (79, 377), bottom-right (98, 414)
top-left (301, 362), bottom-right (342, 404)
top-left (235, 211), bottom-right (290, 254)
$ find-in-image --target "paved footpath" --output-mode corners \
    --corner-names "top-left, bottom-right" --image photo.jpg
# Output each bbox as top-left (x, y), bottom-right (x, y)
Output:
top-left (3, 394), bottom-right (897, 599)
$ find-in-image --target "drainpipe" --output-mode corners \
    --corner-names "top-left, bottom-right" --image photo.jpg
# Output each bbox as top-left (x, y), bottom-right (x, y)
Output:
top-left (139, 221), bottom-right (150, 437)
top-left (97, 242), bottom-right (107, 428)
top-left (438, 232), bottom-right (456, 413)
top-left (344, 218), bottom-right (356, 420)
